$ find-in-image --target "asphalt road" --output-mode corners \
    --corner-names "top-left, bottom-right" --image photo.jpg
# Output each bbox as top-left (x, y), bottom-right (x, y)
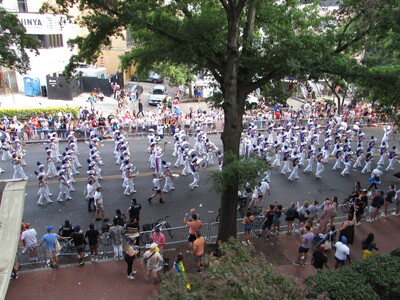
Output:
top-left (1, 126), bottom-right (399, 237)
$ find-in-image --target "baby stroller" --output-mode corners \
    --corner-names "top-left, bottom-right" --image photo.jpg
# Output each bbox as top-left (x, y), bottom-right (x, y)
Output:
top-left (313, 229), bottom-right (336, 250)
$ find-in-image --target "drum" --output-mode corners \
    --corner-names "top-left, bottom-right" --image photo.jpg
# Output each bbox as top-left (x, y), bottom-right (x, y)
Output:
top-left (181, 141), bottom-right (190, 150)
top-left (197, 158), bottom-right (208, 169)
top-left (188, 149), bottom-right (198, 158)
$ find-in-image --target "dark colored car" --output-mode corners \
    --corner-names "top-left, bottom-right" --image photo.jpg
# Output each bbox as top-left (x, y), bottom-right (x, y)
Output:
top-left (130, 72), bottom-right (164, 83)
top-left (128, 84), bottom-right (144, 99)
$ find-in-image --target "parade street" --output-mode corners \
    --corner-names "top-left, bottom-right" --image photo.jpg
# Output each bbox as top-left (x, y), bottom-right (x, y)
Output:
top-left (0, 126), bottom-right (398, 237)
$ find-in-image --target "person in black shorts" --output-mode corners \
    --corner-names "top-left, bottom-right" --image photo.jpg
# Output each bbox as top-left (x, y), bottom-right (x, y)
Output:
top-left (70, 225), bottom-right (86, 266)
top-left (257, 204), bottom-right (275, 240)
top-left (85, 223), bottom-right (99, 263)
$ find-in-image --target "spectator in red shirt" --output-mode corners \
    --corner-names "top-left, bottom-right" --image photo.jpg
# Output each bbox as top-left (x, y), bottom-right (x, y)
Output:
top-left (151, 227), bottom-right (166, 252)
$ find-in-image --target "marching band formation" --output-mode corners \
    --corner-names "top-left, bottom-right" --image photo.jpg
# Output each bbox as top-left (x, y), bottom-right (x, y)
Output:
top-left (239, 120), bottom-right (396, 183)
top-left (0, 117), bottom-right (396, 209)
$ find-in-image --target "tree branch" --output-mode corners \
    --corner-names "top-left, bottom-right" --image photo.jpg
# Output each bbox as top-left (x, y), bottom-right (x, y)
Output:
top-left (219, 0), bottom-right (229, 13)
top-left (244, 69), bottom-right (278, 95)
top-left (336, 12), bottom-right (362, 52)
top-left (236, 0), bottom-right (247, 15)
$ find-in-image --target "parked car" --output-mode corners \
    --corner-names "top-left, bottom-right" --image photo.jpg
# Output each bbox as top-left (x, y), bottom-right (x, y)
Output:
top-left (128, 84), bottom-right (144, 99)
top-left (130, 72), bottom-right (164, 83)
top-left (148, 85), bottom-right (168, 106)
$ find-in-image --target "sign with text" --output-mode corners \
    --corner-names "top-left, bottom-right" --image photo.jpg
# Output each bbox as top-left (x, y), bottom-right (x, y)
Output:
top-left (16, 13), bottom-right (65, 35)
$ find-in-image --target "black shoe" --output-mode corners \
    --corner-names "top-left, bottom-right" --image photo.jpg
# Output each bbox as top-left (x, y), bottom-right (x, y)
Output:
top-left (88, 209), bottom-right (93, 212)
top-left (159, 199), bottom-right (165, 203)
top-left (148, 198), bottom-right (152, 203)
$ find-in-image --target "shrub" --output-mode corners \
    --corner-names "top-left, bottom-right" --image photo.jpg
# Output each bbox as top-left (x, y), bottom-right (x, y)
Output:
top-left (306, 253), bottom-right (400, 300)
top-left (389, 247), bottom-right (400, 258)
top-left (154, 238), bottom-right (302, 300)
top-left (0, 106), bottom-right (79, 120)
top-left (306, 267), bottom-right (378, 300)
top-left (351, 254), bottom-right (400, 299)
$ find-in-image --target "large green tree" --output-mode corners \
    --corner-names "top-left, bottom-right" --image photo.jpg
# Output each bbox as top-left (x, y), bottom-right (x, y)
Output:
top-left (42, 0), bottom-right (398, 242)
top-left (0, 7), bottom-right (40, 73)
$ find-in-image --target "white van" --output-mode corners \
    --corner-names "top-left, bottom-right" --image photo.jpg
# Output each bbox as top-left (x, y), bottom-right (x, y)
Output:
top-left (148, 85), bottom-right (168, 106)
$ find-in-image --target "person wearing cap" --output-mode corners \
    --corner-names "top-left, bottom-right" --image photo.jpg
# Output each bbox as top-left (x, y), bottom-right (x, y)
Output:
top-left (21, 223), bottom-right (38, 262)
top-left (142, 242), bottom-right (163, 283)
top-left (162, 161), bottom-right (175, 193)
top-left (11, 152), bottom-right (26, 179)
top-left (37, 173), bottom-right (53, 206)
top-left (334, 236), bottom-right (351, 269)
top-left (151, 228), bottom-right (166, 252)
top-left (39, 226), bottom-right (62, 269)
top-left (56, 168), bottom-right (71, 202)
top-left (123, 164), bottom-right (137, 195)
top-left (70, 225), bottom-right (86, 266)
top-left (259, 177), bottom-right (271, 201)
top-left (189, 158), bottom-right (200, 190)
top-left (311, 244), bottom-right (329, 270)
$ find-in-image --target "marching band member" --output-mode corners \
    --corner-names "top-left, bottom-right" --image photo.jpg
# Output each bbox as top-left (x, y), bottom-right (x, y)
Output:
top-left (361, 148), bottom-right (373, 174)
top-left (340, 148), bottom-right (353, 176)
top-left (385, 146), bottom-right (397, 172)
top-left (37, 174), bottom-right (53, 206)
top-left (56, 168), bottom-right (72, 202)
top-left (162, 161), bottom-right (175, 193)
top-left (189, 158), bottom-right (200, 190)
top-left (288, 152), bottom-right (300, 181)
top-left (1, 138), bottom-right (12, 161)
top-left (123, 164), bottom-right (137, 195)
top-left (12, 153), bottom-right (26, 179)
top-left (315, 149), bottom-right (325, 179)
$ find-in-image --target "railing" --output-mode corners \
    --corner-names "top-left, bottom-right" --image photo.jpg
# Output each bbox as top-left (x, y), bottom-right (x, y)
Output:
top-left (17, 213), bottom-right (357, 268)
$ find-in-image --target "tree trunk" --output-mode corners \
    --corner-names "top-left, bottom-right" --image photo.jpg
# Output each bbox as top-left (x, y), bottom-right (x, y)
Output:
top-left (217, 4), bottom-right (244, 242)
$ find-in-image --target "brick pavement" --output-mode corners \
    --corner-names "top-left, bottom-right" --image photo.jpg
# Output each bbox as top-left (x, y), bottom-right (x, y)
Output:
top-left (6, 214), bottom-right (400, 299)
top-left (6, 259), bottom-right (158, 300)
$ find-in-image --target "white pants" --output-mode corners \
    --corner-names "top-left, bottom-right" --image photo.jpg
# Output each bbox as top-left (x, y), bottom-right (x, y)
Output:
top-left (281, 161), bottom-right (291, 174)
top-left (47, 162), bottom-right (57, 177)
top-left (13, 165), bottom-right (26, 179)
top-left (271, 154), bottom-right (281, 167)
top-left (377, 154), bottom-right (387, 165)
top-left (332, 158), bottom-right (342, 170)
top-left (163, 176), bottom-right (174, 192)
top-left (38, 187), bottom-right (51, 205)
top-left (386, 159), bottom-right (395, 172)
top-left (341, 162), bottom-right (351, 176)
top-left (353, 156), bottom-right (363, 169)
top-left (361, 161), bottom-right (372, 174)
top-left (288, 166), bottom-right (299, 180)
top-left (206, 152), bottom-right (215, 165)
top-left (315, 162), bottom-right (324, 178)
top-left (190, 172), bottom-right (199, 188)
top-left (57, 184), bottom-right (71, 201)
top-left (2, 150), bottom-right (11, 161)
top-left (182, 161), bottom-right (191, 175)
top-left (303, 159), bottom-right (314, 173)
top-left (124, 179), bottom-right (136, 194)
top-left (112, 243), bottom-right (123, 258)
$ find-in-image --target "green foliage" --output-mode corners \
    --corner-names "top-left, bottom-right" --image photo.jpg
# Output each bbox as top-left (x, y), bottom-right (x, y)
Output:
top-left (0, 106), bottom-right (79, 120)
top-left (208, 151), bottom-right (271, 193)
top-left (154, 238), bottom-right (301, 300)
top-left (389, 247), bottom-right (400, 257)
top-left (0, 8), bottom-right (40, 73)
top-left (306, 253), bottom-right (400, 300)
top-left (261, 80), bottom-right (292, 107)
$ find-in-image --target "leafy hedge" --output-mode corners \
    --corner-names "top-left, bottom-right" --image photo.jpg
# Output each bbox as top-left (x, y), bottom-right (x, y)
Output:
top-left (154, 238), bottom-right (301, 300)
top-left (0, 106), bottom-right (79, 120)
top-left (306, 250), bottom-right (400, 300)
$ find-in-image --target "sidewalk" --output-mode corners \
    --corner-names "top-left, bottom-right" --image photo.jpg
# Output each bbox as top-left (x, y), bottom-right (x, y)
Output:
top-left (252, 213), bottom-right (400, 281)
top-left (6, 259), bottom-right (158, 300)
top-left (6, 214), bottom-right (400, 299)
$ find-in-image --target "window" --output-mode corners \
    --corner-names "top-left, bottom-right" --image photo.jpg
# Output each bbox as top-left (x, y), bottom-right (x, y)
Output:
top-left (18, 0), bottom-right (28, 13)
top-left (31, 34), bottom-right (64, 49)
top-left (126, 30), bottom-right (134, 48)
